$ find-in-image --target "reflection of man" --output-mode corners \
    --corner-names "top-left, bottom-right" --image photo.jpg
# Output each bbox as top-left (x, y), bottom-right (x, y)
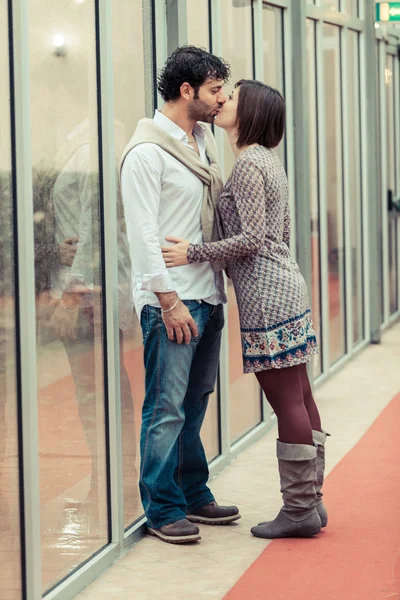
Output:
top-left (45, 118), bottom-right (137, 511)
top-left (121, 46), bottom-right (240, 544)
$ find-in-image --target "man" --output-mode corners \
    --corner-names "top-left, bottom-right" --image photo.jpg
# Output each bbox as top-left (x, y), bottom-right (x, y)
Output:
top-left (120, 46), bottom-right (240, 544)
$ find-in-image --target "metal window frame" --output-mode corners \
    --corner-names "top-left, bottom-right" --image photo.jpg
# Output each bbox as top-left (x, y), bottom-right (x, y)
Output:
top-left (253, 0), bottom-right (268, 432)
top-left (306, 17), bottom-right (325, 377)
top-left (395, 45), bottom-right (400, 313)
top-left (165, 0), bottom-right (188, 53)
top-left (388, 48), bottom-right (398, 321)
top-left (306, 4), bottom-right (364, 30)
top-left (283, 5), bottom-right (297, 259)
top-left (7, 2), bottom-right (27, 597)
top-left (208, 0), bottom-right (231, 455)
top-left (379, 40), bottom-right (390, 324)
top-left (341, 26), bottom-right (353, 353)
top-left (341, 26), bottom-right (366, 351)
top-left (383, 39), bottom-right (400, 325)
top-left (11, 0), bottom-right (42, 598)
top-left (359, 25), bottom-right (371, 345)
top-left (314, 17), bottom-right (331, 375)
top-left (153, 0), bottom-right (168, 108)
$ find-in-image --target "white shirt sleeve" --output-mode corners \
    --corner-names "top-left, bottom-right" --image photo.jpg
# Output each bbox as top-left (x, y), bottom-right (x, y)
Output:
top-left (121, 145), bottom-right (175, 293)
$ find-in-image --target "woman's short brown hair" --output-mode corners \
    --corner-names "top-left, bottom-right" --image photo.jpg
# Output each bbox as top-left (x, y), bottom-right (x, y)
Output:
top-left (235, 80), bottom-right (285, 149)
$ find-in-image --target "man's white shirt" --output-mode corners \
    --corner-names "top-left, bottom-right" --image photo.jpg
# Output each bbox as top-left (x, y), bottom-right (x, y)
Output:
top-left (121, 110), bottom-right (225, 319)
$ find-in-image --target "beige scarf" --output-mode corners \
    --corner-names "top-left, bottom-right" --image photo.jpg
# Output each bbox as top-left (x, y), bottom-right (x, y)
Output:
top-left (120, 118), bottom-right (225, 271)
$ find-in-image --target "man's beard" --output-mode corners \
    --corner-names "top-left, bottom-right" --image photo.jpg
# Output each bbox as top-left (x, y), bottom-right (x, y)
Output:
top-left (188, 99), bottom-right (217, 124)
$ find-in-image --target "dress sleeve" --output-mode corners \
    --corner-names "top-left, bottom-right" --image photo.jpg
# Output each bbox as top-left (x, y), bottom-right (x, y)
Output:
top-left (187, 157), bottom-right (267, 263)
top-left (283, 200), bottom-right (291, 247)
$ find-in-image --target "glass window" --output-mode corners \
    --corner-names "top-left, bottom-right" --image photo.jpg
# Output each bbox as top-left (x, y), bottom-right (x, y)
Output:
top-left (307, 19), bottom-right (322, 378)
top-left (112, 0), bottom-right (149, 529)
top-left (220, 0), bottom-right (261, 444)
top-left (187, 0), bottom-right (210, 49)
top-left (0, 4), bottom-right (22, 599)
top-left (220, 0), bottom-right (254, 178)
top-left (386, 55), bottom-right (398, 315)
top-left (347, 32), bottom-right (364, 344)
top-left (229, 302), bottom-right (262, 443)
top-left (341, 0), bottom-right (358, 15)
top-left (202, 390), bottom-right (220, 462)
top-left (262, 4), bottom-right (285, 165)
top-left (321, 0), bottom-right (340, 11)
top-left (376, 42), bottom-right (385, 323)
top-left (29, 1), bottom-right (108, 590)
top-left (323, 24), bottom-right (346, 364)
top-left (388, 216), bottom-right (398, 315)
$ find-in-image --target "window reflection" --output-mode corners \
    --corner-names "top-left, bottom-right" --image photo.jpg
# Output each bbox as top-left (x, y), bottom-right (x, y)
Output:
top-left (262, 5), bottom-right (285, 165)
top-left (0, 3), bottom-right (22, 598)
top-left (112, 0), bottom-right (149, 528)
top-left (201, 390), bottom-right (220, 461)
top-left (323, 24), bottom-right (346, 364)
top-left (321, 0), bottom-right (340, 10)
top-left (187, 0), bottom-right (210, 49)
top-left (341, 0), bottom-right (358, 15)
top-left (307, 19), bottom-right (322, 377)
top-left (220, 0), bottom-right (253, 179)
top-left (375, 42), bottom-right (385, 324)
top-left (29, 1), bottom-right (108, 590)
top-left (386, 55), bottom-right (398, 316)
top-left (348, 32), bottom-right (364, 344)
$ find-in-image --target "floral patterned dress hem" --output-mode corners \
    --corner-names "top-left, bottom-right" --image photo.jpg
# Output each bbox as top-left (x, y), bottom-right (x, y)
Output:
top-left (241, 309), bottom-right (319, 373)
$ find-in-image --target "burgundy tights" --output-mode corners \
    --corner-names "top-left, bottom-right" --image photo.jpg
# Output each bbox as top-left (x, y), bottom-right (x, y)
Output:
top-left (256, 363), bottom-right (321, 446)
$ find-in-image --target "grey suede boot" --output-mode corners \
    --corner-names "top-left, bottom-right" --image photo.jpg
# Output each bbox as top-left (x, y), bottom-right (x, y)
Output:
top-left (313, 429), bottom-right (330, 528)
top-left (251, 441), bottom-right (321, 539)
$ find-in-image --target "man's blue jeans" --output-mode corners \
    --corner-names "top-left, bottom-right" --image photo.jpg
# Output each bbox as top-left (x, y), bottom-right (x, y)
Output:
top-left (139, 300), bottom-right (224, 529)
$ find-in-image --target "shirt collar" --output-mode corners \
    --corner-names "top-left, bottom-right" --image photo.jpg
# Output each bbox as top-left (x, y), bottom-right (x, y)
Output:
top-left (153, 110), bottom-right (205, 142)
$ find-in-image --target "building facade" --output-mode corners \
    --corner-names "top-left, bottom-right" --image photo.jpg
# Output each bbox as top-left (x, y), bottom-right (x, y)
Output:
top-left (0, 0), bottom-right (399, 598)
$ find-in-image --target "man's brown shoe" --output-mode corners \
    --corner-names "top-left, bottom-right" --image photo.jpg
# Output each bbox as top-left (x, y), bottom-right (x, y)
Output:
top-left (187, 502), bottom-right (241, 525)
top-left (147, 518), bottom-right (201, 544)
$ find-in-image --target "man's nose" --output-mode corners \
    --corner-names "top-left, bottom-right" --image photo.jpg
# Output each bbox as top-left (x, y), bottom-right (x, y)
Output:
top-left (217, 91), bottom-right (227, 105)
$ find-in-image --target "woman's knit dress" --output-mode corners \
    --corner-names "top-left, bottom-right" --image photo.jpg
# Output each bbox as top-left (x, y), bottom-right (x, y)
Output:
top-left (187, 145), bottom-right (318, 373)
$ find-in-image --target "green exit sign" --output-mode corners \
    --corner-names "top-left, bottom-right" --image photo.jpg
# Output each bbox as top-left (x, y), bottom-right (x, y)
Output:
top-left (376, 2), bottom-right (400, 21)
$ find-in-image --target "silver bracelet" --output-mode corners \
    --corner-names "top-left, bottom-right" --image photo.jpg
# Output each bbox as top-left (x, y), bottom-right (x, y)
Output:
top-left (161, 298), bottom-right (179, 313)
top-left (60, 300), bottom-right (79, 313)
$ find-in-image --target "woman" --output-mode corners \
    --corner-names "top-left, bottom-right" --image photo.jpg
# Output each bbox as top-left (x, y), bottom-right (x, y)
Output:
top-left (161, 80), bottom-right (329, 539)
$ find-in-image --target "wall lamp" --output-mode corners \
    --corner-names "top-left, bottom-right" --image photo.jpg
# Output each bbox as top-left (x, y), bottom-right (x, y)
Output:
top-left (52, 34), bottom-right (66, 57)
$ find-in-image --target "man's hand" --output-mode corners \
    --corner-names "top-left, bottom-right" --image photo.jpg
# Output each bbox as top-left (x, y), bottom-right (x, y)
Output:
top-left (156, 292), bottom-right (198, 344)
top-left (161, 237), bottom-right (190, 268)
top-left (52, 302), bottom-right (79, 341)
top-left (59, 237), bottom-right (78, 267)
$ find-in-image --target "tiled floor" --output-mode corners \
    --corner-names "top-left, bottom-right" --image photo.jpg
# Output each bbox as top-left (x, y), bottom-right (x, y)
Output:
top-left (76, 321), bottom-right (400, 600)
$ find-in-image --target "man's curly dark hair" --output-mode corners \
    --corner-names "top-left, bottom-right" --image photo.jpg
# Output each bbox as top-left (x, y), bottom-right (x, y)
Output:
top-left (157, 46), bottom-right (231, 102)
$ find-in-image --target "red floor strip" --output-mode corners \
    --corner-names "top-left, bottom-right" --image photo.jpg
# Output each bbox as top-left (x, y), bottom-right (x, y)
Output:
top-left (224, 393), bottom-right (400, 600)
